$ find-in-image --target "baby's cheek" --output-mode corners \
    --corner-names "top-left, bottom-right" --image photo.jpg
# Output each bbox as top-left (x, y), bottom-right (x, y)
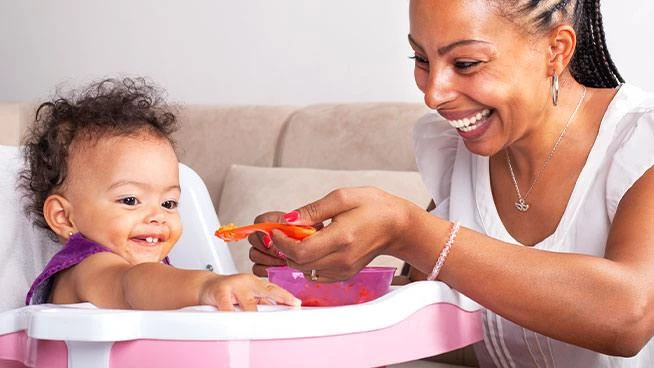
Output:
top-left (171, 221), bottom-right (183, 244)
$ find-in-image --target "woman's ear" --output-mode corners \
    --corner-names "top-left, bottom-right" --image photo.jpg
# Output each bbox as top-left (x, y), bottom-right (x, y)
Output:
top-left (43, 194), bottom-right (76, 240)
top-left (548, 24), bottom-right (577, 75)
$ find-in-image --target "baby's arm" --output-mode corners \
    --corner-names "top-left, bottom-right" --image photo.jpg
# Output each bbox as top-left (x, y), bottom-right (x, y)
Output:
top-left (51, 252), bottom-right (300, 311)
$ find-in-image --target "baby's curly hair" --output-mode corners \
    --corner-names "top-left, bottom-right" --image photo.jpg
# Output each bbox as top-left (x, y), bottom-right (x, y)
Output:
top-left (19, 77), bottom-right (179, 238)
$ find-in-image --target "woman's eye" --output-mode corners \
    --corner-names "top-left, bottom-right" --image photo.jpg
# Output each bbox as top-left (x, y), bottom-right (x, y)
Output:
top-left (454, 60), bottom-right (481, 70)
top-left (120, 197), bottom-right (139, 206)
top-left (410, 54), bottom-right (429, 65)
top-left (162, 200), bottom-right (178, 210)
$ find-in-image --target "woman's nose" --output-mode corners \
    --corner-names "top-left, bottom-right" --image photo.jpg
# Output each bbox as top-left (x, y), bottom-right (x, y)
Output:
top-left (423, 70), bottom-right (457, 110)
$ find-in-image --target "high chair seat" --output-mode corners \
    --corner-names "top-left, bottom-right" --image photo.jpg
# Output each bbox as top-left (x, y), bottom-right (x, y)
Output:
top-left (0, 145), bottom-right (59, 312)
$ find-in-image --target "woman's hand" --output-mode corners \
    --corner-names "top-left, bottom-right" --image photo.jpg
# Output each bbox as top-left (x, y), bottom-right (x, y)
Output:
top-left (248, 211), bottom-right (290, 277)
top-left (252, 186), bottom-right (426, 282)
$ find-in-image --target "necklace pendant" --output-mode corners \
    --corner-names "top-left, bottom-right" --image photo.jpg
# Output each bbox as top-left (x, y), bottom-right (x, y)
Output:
top-left (515, 198), bottom-right (530, 212)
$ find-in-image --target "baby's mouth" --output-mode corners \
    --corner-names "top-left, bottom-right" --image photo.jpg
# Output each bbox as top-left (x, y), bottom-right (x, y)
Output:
top-left (446, 109), bottom-right (492, 132)
top-left (132, 235), bottom-right (163, 246)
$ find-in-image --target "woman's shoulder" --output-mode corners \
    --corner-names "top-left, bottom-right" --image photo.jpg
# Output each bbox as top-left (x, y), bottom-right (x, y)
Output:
top-left (603, 84), bottom-right (654, 220)
top-left (606, 84), bottom-right (654, 144)
top-left (610, 83), bottom-right (654, 119)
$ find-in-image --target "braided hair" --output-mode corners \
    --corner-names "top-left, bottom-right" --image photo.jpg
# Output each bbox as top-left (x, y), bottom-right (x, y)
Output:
top-left (493, 0), bottom-right (624, 88)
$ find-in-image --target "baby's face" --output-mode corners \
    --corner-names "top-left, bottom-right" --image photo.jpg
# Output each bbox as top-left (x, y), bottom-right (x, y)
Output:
top-left (63, 133), bottom-right (182, 264)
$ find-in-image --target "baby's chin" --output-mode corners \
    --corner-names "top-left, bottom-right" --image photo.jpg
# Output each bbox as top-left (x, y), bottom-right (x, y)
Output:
top-left (126, 247), bottom-right (168, 264)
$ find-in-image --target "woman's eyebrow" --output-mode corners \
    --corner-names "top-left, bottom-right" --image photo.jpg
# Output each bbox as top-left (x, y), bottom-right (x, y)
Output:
top-left (407, 34), bottom-right (424, 51)
top-left (408, 34), bottom-right (491, 56)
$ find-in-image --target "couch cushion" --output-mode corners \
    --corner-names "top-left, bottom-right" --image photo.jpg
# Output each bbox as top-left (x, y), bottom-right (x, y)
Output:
top-left (276, 102), bottom-right (429, 171)
top-left (0, 103), bottom-right (36, 146)
top-left (174, 105), bottom-right (297, 207)
top-left (218, 164), bottom-right (432, 274)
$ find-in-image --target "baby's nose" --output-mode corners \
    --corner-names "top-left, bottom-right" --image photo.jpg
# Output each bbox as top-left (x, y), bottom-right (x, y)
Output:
top-left (146, 206), bottom-right (167, 224)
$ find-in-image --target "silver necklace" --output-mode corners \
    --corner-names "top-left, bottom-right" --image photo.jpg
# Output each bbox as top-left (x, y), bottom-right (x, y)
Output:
top-left (506, 86), bottom-right (587, 212)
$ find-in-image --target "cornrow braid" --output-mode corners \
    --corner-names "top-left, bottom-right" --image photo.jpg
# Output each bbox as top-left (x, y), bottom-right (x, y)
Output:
top-left (497, 0), bottom-right (624, 88)
top-left (569, 0), bottom-right (624, 87)
top-left (532, 0), bottom-right (571, 28)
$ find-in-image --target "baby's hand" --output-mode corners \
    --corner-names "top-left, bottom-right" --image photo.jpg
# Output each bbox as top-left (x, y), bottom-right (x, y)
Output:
top-left (200, 273), bottom-right (301, 311)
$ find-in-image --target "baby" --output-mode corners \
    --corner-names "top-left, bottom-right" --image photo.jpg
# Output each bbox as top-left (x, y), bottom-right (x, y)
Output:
top-left (20, 77), bottom-right (300, 311)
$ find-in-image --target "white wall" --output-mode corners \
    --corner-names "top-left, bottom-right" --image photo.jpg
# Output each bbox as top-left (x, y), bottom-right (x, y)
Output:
top-left (602, 0), bottom-right (654, 91)
top-left (0, 1), bottom-right (652, 105)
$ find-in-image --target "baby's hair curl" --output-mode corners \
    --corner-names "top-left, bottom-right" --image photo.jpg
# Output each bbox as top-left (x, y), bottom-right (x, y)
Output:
top-left (18, 77), bottom-right (179, 239)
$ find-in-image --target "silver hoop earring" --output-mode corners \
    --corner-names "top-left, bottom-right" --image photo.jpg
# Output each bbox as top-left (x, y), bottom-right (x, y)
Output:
top-left (551, 74), bottom-right (559, 106)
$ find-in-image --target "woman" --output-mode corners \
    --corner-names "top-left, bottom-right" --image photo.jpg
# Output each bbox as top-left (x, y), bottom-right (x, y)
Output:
top-left (249, 0), bottom-right (654, 366)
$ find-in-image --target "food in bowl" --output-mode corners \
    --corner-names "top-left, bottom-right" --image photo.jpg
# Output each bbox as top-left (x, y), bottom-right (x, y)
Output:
top-left (267, 266), bottom-right (395, 307)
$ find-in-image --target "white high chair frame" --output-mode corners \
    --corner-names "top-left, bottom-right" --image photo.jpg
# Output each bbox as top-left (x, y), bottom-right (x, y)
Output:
top-left (0, 153), bottom-right (483, 368)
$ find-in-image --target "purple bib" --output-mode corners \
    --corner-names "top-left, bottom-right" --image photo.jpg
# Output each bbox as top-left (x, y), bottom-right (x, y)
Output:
top-left (26, 233), bottom-right (171, 305)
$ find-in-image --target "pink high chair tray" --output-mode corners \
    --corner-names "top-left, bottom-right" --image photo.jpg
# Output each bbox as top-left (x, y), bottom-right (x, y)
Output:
top-left (0, 281), bottom-right (482, 368)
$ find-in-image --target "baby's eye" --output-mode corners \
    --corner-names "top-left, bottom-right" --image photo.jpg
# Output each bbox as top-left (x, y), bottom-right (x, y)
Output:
top-left (120, 197), bottom-right (139, 206)
top-left (162, 200), bottom-right (178, 210)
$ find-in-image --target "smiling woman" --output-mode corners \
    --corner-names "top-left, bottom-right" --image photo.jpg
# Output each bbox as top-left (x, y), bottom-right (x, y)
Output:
top-left (249, 0), bottom-right (654, 366)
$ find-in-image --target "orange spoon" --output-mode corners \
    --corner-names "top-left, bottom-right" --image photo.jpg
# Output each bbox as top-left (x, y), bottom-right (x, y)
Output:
top-left (215, 223), bottom-right (317, 242)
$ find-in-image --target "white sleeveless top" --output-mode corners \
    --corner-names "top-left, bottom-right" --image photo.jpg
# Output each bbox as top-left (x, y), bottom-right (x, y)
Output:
top-left (413, 84), bottom-right (654, 368)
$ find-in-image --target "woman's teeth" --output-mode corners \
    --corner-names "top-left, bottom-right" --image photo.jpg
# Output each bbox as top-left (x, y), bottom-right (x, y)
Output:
top-left (448, 109), bottom-right (491, 131)
top-left (145, 237), bottom-right (159, 244)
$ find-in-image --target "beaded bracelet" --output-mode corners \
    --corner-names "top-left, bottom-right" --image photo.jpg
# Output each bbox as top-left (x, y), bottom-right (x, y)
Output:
top-left (427, 221), bottom-right (461, 281)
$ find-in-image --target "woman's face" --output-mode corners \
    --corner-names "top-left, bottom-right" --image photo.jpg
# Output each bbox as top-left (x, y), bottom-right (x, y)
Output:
top-left (409, 0), bottom-right (553, 156)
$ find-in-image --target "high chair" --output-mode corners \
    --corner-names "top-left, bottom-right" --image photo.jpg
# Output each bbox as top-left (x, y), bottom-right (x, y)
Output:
top-left (0, 145), bottom-right (482, 368)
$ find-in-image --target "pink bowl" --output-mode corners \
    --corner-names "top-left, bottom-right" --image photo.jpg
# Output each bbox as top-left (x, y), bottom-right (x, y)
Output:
top-left (267, 266), bottom-right (395, 307)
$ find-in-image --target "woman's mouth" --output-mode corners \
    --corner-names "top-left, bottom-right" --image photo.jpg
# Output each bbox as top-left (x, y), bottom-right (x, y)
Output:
top-left (439, 108), bottom-right (494, 140)
top-left (446, 108), bottom-right (492, 132)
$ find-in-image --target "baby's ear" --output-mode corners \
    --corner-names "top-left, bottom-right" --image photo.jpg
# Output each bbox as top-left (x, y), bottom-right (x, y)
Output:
top-left (43, 194), bottom-right (75, 241)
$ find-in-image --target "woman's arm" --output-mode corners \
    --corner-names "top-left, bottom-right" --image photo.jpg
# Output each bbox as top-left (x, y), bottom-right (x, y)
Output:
top-left (270, 169), bottom-right (654, 356)
top-left (400, 168), bottom-right (654, 357)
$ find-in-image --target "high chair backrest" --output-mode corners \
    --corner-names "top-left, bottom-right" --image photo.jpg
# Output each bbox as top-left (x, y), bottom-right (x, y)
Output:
top-left (171, 163), bottom-right (237, 275)
top-left (0, 145), bottom-right (58, 312)
top-left (0, 145), bottom-right (236, 311)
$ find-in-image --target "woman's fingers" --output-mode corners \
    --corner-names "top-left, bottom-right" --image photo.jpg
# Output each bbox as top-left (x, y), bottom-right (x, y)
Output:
top-left (269, 188), bottom-right (367, 264)
top-left (269, 226), bottom-right (344, 266)
top-left (250, 187), bottom-right (413, 282)
top-left (288, 252), bottom-right (367, 282)
top-left (271, 218), bottom-right (374, 278)
top-left (252, 263), bottom-right (271, 277)
top-left (249, 246), bottom-right (287, 276)
top-left (282, 188), bottom-right (364, 226)
top-left (248, 211), bottom-right (288, 264)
